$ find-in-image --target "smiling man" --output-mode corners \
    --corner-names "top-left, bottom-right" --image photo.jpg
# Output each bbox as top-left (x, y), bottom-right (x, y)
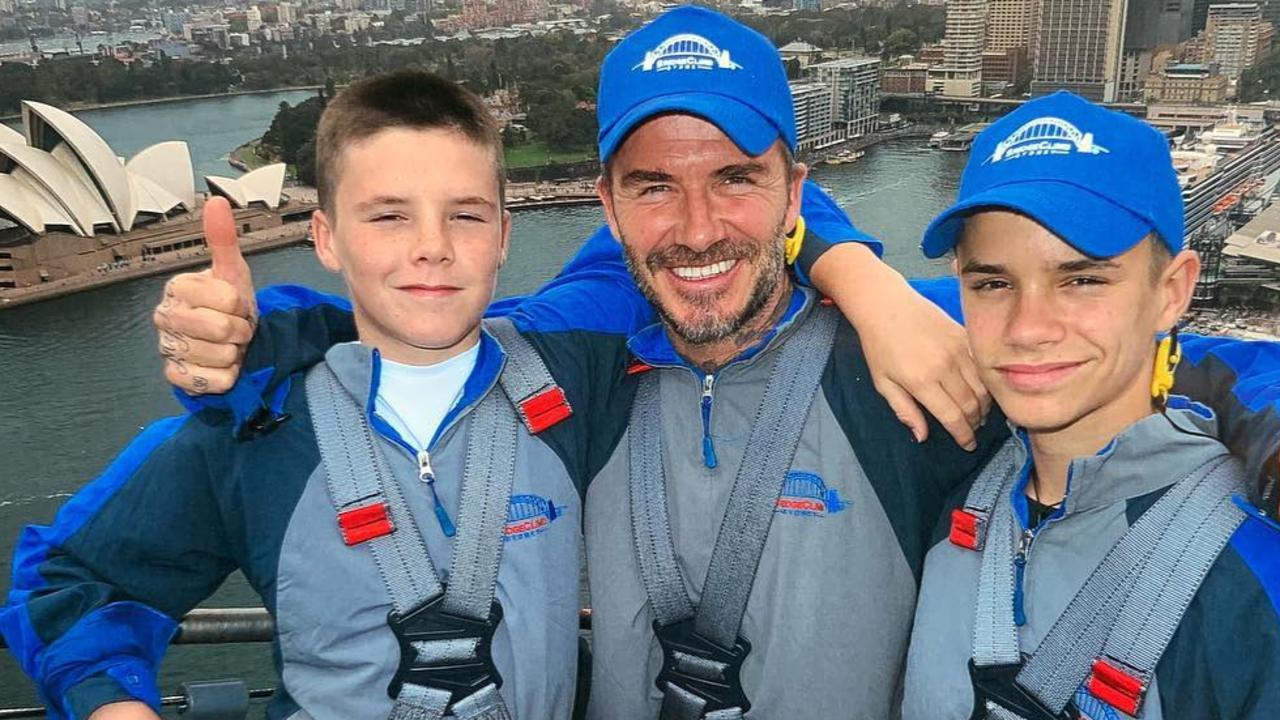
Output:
top-left (902, 92), bottom-right (1280, 720)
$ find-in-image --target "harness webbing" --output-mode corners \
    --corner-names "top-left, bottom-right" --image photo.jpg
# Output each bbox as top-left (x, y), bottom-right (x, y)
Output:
top-left (967, 449), bottom-right (1248, 719)
top-left (629, 305), bottom-right (839, 720)
top-left (307, 322), bottom-right (565, 720)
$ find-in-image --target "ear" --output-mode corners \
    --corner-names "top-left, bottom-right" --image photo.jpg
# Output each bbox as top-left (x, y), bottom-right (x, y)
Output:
top-left (1156, 249), bottom-right (1201, 331)
top-left (784, 161), bottom-right (809, 234)
top-left (950, 255), bottom-right (960, 276)
top-left (311, 210), bottom-right (342, 274)
top-left (498, 209), bottom-right (512, 268)
top-left (595, 174), bottom-right (624, 243)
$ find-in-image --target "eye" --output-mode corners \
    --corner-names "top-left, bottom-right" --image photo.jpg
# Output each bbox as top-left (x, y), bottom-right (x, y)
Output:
top-left (639, 184), bottom-right (670, 196)
top-left (452, 213), bottom-right (488, 223)
top-left (1065, 276), bottom-right (1107, 288)
top-left (369, 213), bottom-right (405, 224)
top-left (723, 174), bottom-right (753, 185)
top-left (970, 278), bottom-right (1011, 292)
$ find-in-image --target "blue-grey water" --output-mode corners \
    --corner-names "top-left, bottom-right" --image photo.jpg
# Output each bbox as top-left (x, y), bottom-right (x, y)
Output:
top-left (0, 90), bottom-right (967, 710)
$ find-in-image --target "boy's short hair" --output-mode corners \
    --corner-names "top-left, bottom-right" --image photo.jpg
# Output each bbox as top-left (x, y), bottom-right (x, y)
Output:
top-left (316, 69), bottom-right (505, 214)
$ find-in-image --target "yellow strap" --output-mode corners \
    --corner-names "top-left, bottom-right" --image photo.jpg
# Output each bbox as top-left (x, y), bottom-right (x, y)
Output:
top-left (785, 215), bottom-right (806, 266)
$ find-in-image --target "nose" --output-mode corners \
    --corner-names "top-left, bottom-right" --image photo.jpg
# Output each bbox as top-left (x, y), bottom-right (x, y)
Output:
top-left (678, 187), bottom-right (721, 252)
top-left (411, 220), bottom-right (454, 265)
top-left (1005, 288), bottom-right (1065, 349)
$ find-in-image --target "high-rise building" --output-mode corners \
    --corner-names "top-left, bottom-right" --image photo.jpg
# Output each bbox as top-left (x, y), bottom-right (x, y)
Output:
top-left (789, 81), bottom-right (836, 150)
top-left (939, 0), bottom-right (987, 96)
top-left (1031, 0), bottom-right (1129, 101)
top-left (807, 57), bottom-right (882, 137)
top-left (1201, 2), bottom-right (1274, 86)
top-left (986, 0), bottom-right (1035, 51)
top-left (1144, 61), bottom-right (1231, 101)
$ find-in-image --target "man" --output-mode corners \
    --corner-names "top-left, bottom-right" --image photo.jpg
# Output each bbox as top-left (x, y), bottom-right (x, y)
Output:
top-left (2, 71), bottom-right (588, 720)
top-left (902, 92), bottom-right (1280, 720)
top-left (154, 7), bottom-right (1280, 718)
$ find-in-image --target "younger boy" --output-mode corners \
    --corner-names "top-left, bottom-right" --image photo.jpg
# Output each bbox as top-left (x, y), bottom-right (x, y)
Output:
top-left (903, 92), bottom-right (1280, 719)
top-left (0, 70), bottom-right (585, 720)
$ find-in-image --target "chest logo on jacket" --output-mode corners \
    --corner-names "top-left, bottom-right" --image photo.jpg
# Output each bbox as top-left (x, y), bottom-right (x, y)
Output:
top-left (504, 494), bottom-right (566, 542)
top-left (774, 471), bottom-right (849, 518)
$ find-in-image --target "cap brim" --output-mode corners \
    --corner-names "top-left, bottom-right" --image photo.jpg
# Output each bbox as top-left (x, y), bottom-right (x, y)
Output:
top-left (598, 92), bottom-right (782, 163)
top-left (920, 181), bottom-right (1156, 259)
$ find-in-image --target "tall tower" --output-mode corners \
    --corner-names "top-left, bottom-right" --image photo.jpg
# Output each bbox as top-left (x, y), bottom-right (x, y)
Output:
top-left (940, 0), bottom-right (988, 96)
top-left (1031, 0), bottom-right (1131, 101)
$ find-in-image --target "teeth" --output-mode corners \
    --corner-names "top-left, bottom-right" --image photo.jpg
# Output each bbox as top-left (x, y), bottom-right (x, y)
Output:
top-left (670, 259), bottom-right (736, 280)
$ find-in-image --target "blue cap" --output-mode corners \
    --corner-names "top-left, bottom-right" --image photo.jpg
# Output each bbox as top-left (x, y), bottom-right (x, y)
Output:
top-left (596, 5), bottom-right (796, 163)
top-left (921, 91), bottom-right (1184, 259)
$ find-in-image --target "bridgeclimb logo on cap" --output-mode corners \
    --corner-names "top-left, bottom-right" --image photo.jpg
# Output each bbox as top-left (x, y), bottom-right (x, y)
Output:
top-left (634, 32), bottom-right (743, 72)
top-left (988, 116), bottom-right (1110, 164)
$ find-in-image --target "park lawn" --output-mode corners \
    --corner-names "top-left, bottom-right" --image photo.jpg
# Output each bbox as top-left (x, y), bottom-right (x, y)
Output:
top-left (504, 140), bottom-right (595, 169)
top-left (230, 140), bottom-right (277, 172)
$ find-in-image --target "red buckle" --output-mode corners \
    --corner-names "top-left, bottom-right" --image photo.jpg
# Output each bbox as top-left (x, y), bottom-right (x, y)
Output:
top-left (1087, 658), bottom-right (1146, 717)
top-left (337, 502), bottom-right (395, 546)
top-left (519, 386), bottom-right (572, 434)
top-left (949, 508), bottom-right (987, 551)
top-left (626, 359), bottom-right (654, 375)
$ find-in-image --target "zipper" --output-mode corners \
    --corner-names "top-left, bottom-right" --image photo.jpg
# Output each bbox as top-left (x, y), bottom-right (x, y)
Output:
top-left (417, 449), bottom-right (457, 538)
top-left (700, 373), bottom-right (718, 469)
top-left (1013, 526), bottom-right (1034, 626)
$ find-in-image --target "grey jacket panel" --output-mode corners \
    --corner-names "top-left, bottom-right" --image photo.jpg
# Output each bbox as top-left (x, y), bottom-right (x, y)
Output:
top-left (585, 341), bottom-right (918, 719)
top-left (903, 410), bottom-right (1231, 720)
top-left (276, 344), bottom-right (581, 720)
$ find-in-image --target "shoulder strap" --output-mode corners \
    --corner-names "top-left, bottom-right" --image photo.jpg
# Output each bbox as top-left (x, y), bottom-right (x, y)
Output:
top-left (628, 305), bottom-right (840, 719)
top-left (306, 362), bottom-right (519, 720)
top-left (484, 317), bottom-right (573, 434)
top-left (1016, 454), bottom-right (1248, 716)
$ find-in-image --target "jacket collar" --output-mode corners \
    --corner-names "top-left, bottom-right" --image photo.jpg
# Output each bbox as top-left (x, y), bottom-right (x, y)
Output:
top-left (626, 286), bottom-right (815, 371)
top-left (1008, 400), bottom-right (1229, 523)
top-left (322, 329), bottom-right (506, 449)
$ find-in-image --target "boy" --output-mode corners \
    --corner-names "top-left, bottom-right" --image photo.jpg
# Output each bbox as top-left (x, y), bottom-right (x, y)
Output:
top-left (903, 92), bottom-right (1280, 719)
top-left (0, 70), bottom-right (585, 720)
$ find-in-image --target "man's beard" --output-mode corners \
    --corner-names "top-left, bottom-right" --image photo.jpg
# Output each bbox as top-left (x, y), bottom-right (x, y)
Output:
top-left (621, 221), bottom-right (788, 346)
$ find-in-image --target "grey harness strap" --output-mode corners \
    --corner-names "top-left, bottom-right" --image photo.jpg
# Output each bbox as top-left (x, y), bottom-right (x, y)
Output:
top-left (307, 327), bottom-right (565, 720)
top-left (967, 453), bottom-right (1248, 719)
top-left (628, 305), bottom-right (839, 720)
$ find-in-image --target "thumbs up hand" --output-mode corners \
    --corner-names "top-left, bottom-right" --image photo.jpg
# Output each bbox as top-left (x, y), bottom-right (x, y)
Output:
top-left (153, 197), bottom-right (259, 395)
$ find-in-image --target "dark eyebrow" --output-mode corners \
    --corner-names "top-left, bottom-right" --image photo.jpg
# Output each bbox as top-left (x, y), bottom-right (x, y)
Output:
top-left (716, 162), bottom-right (767, 178)
top-left (1057, 258), bottom-right (1121, 272)
top-left (959, 260), bottom-right (1005, 275)
top-left (620, 169), bottom-right (674, 187)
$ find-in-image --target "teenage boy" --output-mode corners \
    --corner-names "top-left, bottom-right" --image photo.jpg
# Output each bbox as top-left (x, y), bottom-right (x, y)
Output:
top-left (902, 92), bottom-right (1280, 720)
top-left (1, 71), bottom-right (588, 720)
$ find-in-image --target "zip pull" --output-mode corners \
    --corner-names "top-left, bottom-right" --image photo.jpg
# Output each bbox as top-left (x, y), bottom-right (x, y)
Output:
top-left (700, 374), bottom-right (718, 469)
top-left (1013, 528), bottom-right (1034, 626)
top-left (417, 449), bottom-right (457, 538)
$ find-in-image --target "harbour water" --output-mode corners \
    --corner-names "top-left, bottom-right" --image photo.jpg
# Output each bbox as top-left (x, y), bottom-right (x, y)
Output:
top-left (0, 91), bottom-right (967, 708)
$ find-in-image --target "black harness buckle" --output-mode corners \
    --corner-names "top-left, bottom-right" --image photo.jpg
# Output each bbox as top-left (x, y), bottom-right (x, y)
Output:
top-left (387, 591), bottom-right (504, 708)
top-left (653, 618), bottom-right (752, 714)
top-left (968, 660), bottom-right (1079, 720)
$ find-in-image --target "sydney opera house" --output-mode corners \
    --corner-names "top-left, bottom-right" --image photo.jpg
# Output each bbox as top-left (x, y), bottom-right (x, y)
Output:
top-left (0, 100), bottom-right (308, 300)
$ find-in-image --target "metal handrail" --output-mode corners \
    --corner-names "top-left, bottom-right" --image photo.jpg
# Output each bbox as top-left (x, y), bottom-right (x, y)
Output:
top-left (0, 607), bottom-right (594, 649)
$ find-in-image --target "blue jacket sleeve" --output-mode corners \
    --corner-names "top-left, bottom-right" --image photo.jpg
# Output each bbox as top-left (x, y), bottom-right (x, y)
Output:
top-left (909, 274), bottom-right (1280, 498)
top-left (0, 415), bottom-right (238, 719)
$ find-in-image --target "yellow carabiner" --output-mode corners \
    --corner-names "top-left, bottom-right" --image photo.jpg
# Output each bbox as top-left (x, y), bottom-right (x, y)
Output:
top-left (1151, 333), bottom-right (1182, 403)
top-left (784, 215), bottom-right (807, 266)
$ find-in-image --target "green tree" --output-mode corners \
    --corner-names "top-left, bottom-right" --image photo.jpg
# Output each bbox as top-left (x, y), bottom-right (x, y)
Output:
top-left (882, 28), bottom-right (918, 59)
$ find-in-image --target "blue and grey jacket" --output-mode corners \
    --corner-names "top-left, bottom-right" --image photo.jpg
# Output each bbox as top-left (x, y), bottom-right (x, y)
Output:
top-left (0, 337), bottom-right (584, 720)
top-left (903, 408), bottom-right (1280, 720)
